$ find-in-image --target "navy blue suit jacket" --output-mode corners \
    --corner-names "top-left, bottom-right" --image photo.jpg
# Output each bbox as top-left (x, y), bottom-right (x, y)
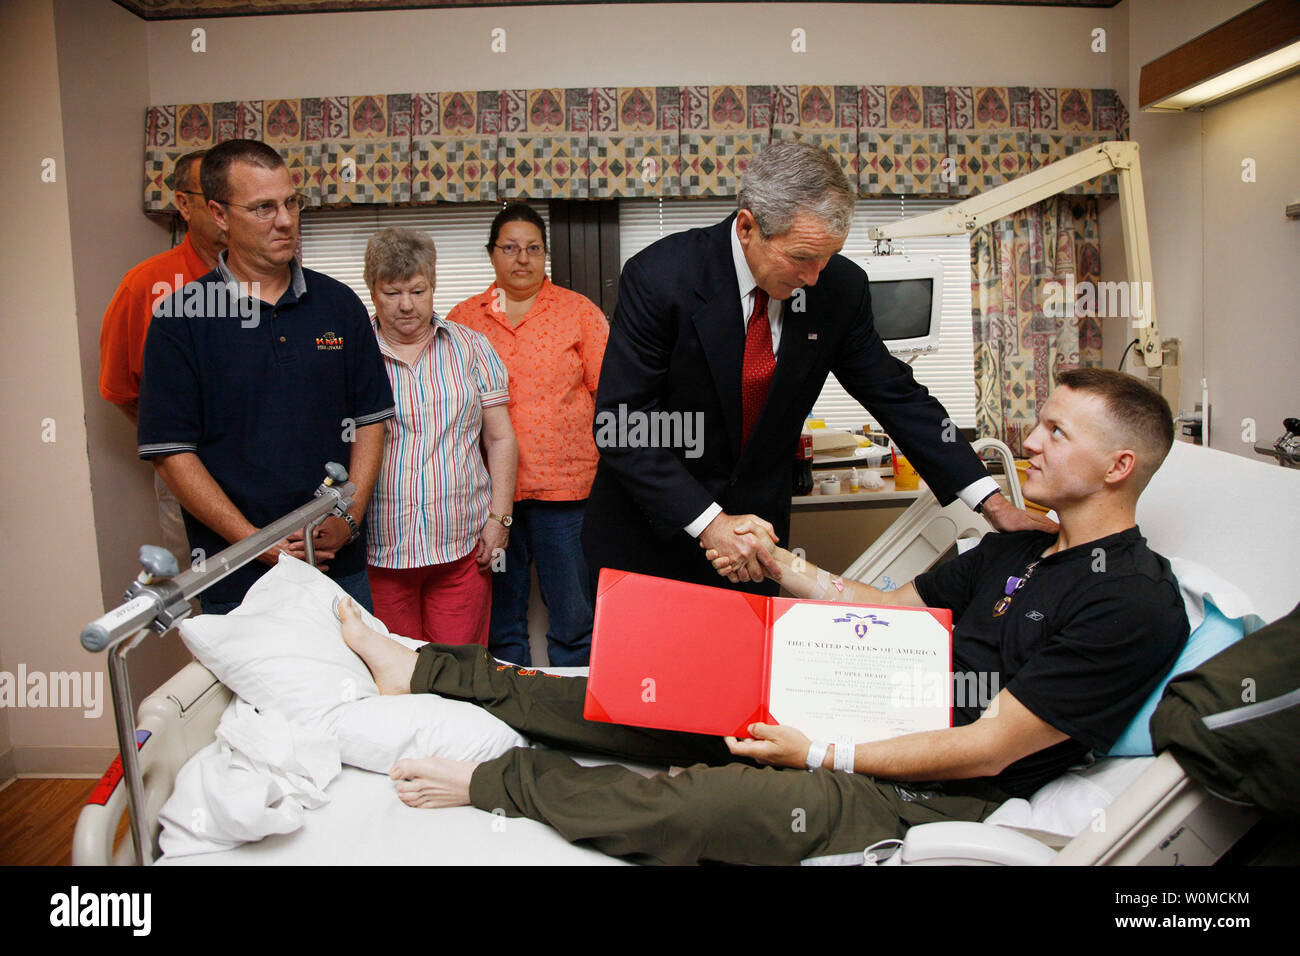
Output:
top-left (582, 215), bottom-right (988, 593)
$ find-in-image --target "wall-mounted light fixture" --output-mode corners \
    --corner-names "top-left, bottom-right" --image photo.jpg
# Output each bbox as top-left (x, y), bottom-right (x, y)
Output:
top-left (1140, 0), bottom-right (1300, 111)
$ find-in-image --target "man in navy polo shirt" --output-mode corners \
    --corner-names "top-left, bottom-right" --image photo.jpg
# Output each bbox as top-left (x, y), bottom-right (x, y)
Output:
top-left (138, 139), bottom-right (394, 613)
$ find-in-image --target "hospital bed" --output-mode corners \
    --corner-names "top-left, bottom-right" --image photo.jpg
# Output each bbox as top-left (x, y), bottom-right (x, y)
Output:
top-left (72, 439), bottom-right (1299, 866)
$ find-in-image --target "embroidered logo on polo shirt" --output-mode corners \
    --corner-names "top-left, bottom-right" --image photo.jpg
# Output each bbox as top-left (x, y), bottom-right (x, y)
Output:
top-left (1026, 610), bottom-right (1045, 621)
top-left (316, 331), bottom-right (344, 350)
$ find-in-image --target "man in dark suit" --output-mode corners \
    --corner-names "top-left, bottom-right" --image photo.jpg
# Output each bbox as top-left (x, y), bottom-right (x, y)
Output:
top-left (583, 141), bottom-right (1051, 594)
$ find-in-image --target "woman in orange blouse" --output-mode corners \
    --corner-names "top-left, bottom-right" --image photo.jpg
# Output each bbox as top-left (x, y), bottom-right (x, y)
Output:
top-left (447, 204), bottom-right (609, 666)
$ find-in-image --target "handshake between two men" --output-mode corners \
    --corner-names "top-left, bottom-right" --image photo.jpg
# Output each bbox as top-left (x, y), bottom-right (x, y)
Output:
top-left (698, 495), bottom-right (1059, 585)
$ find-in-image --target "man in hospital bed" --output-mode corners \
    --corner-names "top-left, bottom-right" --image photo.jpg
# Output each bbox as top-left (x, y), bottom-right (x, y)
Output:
top-left (337, 367), bottom-right (1190, 865)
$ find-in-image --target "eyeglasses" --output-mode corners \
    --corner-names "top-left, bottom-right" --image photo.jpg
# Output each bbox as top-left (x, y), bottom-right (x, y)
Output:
top-left (176, 189), bottom-right (206, 201)
top-left (493, 242), bottom-right (546, 259)
top-left (216, 193), bottom-right (307, 221)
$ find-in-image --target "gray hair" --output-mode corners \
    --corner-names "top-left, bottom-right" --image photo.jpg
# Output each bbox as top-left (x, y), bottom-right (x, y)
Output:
top-left (364, 227), bottom-right (437, 289)
top-left (737, 140), bottom-right (854, 238)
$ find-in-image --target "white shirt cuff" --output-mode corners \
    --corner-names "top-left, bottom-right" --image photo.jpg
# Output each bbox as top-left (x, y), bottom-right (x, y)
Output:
top-left (685, 503), bottom-right (723, 538)
top-left (958, 476), bottom-right (1001, 511)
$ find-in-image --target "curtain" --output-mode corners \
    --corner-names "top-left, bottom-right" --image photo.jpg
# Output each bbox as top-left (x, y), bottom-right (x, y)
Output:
top-left (971, 196), bottom-right (1103, 454)
top-left (143, 85), bottom-right (1128, 212)
top-left (588, 86), bottom-right (682, 198)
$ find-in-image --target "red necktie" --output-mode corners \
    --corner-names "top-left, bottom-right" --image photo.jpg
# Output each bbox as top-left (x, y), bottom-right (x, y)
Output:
top-left (741, 288), bottom-right (775, 447)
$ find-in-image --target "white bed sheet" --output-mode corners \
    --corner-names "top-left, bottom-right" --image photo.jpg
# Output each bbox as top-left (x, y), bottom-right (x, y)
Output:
top-left (156, 661), bottom-right (642, 866)
top-left (157, 759), bottom-right (634, 866)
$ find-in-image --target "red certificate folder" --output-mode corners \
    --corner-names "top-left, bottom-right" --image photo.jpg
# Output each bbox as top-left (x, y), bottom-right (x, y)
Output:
top-left (584, 568), bottom-right (953, 739)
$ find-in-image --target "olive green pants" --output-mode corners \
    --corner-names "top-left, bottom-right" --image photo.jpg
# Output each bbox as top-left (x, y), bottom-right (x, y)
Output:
top-left (411, 643), bottom-right (1007, 866)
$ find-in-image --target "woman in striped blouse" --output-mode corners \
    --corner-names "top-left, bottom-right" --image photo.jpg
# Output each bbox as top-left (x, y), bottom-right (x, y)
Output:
top-left (363, 227), bottom-right (518, 645)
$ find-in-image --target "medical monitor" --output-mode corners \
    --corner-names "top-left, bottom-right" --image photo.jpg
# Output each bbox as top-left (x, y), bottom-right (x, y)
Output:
top-left (860, 255), bottom-right (945, 356)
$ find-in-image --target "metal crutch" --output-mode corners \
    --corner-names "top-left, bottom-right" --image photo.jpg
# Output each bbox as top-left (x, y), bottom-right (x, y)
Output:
top-left (79, 462), bottom-right (355, 865)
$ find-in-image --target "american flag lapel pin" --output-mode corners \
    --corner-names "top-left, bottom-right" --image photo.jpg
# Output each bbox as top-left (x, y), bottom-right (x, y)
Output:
top-left (808, 332), bottom-right (818, 340)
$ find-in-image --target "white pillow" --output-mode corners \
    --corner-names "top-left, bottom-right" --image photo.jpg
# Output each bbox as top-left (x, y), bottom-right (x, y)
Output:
top-left (180, 555), bottom-right (386, 723)
top-left (984, 756), bottom-right (1155, 842)
top-left (324, 694), bottom-right (525, 773)
top-left (179, 556), bottom-right (526, 769)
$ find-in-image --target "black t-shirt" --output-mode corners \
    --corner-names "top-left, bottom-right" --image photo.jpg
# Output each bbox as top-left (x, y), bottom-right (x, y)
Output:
top-left (913, 527), bottom-right (1189, 797)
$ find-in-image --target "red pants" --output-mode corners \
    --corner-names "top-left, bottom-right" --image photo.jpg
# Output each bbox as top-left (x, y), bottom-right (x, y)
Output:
top-left (367, 553), bottom-right (491, 646)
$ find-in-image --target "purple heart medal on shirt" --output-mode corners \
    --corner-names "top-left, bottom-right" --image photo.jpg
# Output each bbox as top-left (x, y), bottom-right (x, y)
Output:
top-left (993, 559), bottom-right (1041, 617)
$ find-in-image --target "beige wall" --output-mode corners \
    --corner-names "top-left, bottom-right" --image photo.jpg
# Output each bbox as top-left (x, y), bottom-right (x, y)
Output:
top-left (1200, 72), bottom-right (1300, 457)
top-left (53, 0), bottom-right (196, 717)
top-left (55, 0), bottom-right (169, 614)
top-left (0, 636), bottom-right (10, 778)
top-left (146, 3), bottom-right (1118, 102)
top-left (1122, 0), bottom-right (1297, 458)
top-left (0, 0), bottom-right (116, 775)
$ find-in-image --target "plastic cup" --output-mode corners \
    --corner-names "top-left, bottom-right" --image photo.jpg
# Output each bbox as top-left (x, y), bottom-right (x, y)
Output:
top-left (892, 449), bottom-right (919, 491)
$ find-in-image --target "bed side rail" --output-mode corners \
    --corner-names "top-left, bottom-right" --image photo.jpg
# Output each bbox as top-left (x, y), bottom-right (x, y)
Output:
top-left (1050, 751), bottom-right (1259, 865)
top-left (72, 662), bottom-right (231, 866)
top-left (843, 438), bottom-right (1023, 589)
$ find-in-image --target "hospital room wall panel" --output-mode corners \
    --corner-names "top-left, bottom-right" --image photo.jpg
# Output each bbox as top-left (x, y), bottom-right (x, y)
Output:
top-left (142, 3), bottom-right (1119, 106)
top-left (0, 667), bottom-right (12, 784)
top-left (1123, 0), bottom-right (1222, 426)
top-left (51, 0), bottom-right (197, 719)
top-left (1199, 72), bottom-right (1300, 460)
top-left (1126, 109), bottom-right (1205, 414)
top-left (0, 0), bottom-right (117, 777)
top-left (1123, 0), bottom-right (1296, 459)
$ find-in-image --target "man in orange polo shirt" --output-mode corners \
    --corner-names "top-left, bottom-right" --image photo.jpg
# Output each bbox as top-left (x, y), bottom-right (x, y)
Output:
top-left (99, 149), bottom-right (226, 565)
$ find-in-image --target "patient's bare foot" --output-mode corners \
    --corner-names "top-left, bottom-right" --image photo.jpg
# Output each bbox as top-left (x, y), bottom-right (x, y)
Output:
top-left (337, 597), bottom-right (416, 696)
top-left (390, 756), bottom-right (478, 808)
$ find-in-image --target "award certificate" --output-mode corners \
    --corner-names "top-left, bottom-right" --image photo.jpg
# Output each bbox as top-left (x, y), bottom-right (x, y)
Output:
top-left (767, 601), bottom-right (952, 742)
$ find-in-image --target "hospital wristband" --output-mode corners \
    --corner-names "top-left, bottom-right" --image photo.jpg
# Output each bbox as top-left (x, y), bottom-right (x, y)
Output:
top-left (833, 736), bottom-right (856, 773)
top-left (805, 740), bottom-right (830, 771)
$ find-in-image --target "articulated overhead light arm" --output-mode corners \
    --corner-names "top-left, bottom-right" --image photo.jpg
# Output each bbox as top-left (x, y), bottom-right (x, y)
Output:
top-left (868, 141), bottom-right (1162, 370)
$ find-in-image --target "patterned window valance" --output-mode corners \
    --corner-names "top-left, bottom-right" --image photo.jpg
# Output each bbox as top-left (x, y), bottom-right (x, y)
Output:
top-left (143, 85), bottom-right (1129, 213)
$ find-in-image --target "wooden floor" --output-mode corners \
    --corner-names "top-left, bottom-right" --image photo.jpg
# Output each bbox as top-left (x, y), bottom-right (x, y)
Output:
top-left (0, 778), bottom-right (112, 866)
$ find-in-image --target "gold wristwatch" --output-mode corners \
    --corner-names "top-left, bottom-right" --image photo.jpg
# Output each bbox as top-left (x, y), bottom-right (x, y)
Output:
top-left (488, 511), bottom-right (513, 528)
